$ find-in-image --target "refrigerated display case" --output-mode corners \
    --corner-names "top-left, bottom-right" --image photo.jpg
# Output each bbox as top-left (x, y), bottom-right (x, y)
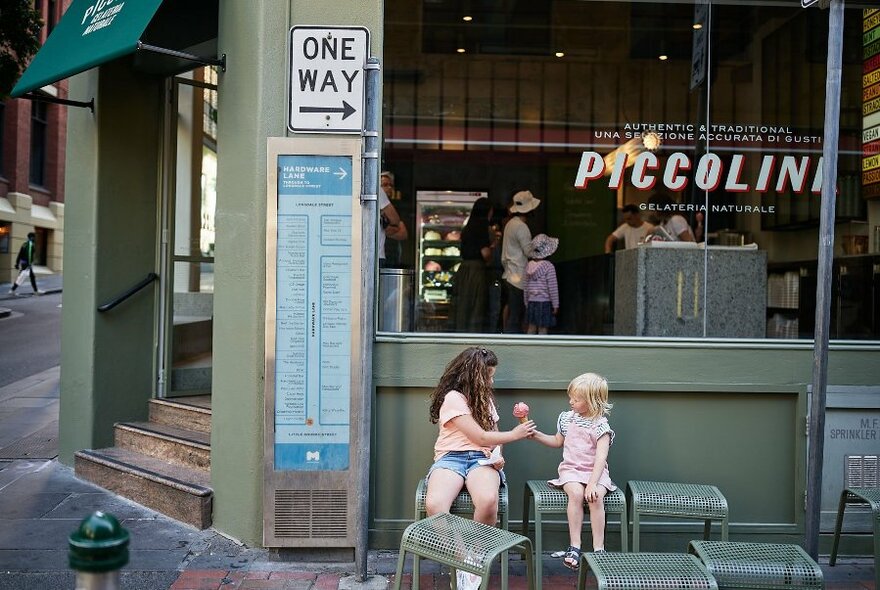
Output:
top-left (415, 190), bottom-right (487, 331)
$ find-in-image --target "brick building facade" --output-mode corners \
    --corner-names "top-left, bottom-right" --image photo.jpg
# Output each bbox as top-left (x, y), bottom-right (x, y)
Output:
top-left (1, 0), bottom-right (69, 281)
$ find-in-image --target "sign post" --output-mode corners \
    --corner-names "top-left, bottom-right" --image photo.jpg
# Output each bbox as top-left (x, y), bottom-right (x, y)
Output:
top-left (805, 0), bottom-right (844, 559)
top-left (288, 26), bottom-right (369, 133)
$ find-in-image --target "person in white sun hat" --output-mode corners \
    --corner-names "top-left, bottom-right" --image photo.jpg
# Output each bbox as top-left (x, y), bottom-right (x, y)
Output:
top-left (501, 190), bottom-right (540, 333)
top-left (524, 233), bottom-right (559, 335)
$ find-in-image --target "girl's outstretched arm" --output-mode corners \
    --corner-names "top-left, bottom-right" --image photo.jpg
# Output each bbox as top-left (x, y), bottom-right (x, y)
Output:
top-left (451, 415), bottom-right (536, 447)
top-left (531, 430), bottom-right (564, 448)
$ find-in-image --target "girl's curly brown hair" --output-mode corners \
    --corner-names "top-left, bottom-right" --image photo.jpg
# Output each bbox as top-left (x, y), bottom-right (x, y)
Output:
top-left (429, 347), bottom-right (499, 431)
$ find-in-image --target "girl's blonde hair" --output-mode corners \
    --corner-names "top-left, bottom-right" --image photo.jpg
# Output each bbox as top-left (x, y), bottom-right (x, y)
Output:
top-left (568, 372), bottom-right (612, 418)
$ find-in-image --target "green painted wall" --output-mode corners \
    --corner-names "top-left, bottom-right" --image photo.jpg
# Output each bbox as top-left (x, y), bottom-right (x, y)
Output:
top-left (59, 60), bottom-right (162, 464)
top-left (210, 0), bottom-right (382, 545)
top-left (369, 338), bottom-right (880, 550)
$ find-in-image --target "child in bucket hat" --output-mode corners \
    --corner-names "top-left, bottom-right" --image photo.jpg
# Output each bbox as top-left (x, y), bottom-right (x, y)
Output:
top-left (524, 234), bottom-right (560, 334)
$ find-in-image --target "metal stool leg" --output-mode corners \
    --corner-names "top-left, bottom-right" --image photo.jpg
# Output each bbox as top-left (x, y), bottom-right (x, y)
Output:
top-left (872, 499), bottom-right (880, 590)
top-left (413, 507), bottom-right (424, 590)
top-left (501, 509), bottom-right (509, 590)
top-left (523, 540), bottom-right (536, 590)
top-left (829, 489), bottom-right (848, 566)
top-left (721, 516), bottom-right (728, 541)
top-left (631, 504), bottom-right (640, 553)
top-left (534, 510), bottom-right (543, 590)
top-left (393, 549), bottom-right (408, 590)
top-left (703, 519), bottom-right (712, 540)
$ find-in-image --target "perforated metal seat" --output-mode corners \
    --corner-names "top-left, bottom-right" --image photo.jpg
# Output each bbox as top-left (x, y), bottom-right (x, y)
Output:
top-left (413, 477), bottom-right (510, 589)
top-left (688, 540), bottom-right (823, 589)
top-left (576, 551), bottom-right (718, 590)
top-left (829, 486), bottom-right (880, 589)
top-left (521, 479), bottom-right (627, 589)
top-left (627, 480), bottom-right (729, 552)
top-left (393, 512), bottom-right (535, 590)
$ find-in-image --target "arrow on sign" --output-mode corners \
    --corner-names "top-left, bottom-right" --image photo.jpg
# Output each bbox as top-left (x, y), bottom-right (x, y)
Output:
top-left (334, 167), bottom-right (347, 180)
top-left (298, 101), bottom-right (357, 120)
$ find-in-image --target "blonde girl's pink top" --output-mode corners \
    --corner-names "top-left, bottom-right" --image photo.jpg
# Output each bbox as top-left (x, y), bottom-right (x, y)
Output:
top-left (548, 411), bottom-right (616, 491)
top-left (433, 390), bottom-right (500, 461)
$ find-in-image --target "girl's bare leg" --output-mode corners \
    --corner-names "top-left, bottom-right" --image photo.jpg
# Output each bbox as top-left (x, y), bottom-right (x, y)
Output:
top-left (587, 486), bottom-right (608, 550)
top-left (538, 327), bottom-right (548, 335)
top-left (465, 467), bottom-right (501, 525)
top-left (562, 482), bottom-right (586, 548)
top-left (527, 324), bottom-right (537, 334)
top-left (425, 469), bottom-right (465, 516)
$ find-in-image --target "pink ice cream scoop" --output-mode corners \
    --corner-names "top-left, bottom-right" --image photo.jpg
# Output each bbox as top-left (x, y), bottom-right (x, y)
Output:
top-left (513, 402), bottom-right (530, 424)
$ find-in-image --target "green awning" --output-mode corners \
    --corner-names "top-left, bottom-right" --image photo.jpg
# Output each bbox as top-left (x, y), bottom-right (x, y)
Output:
top-left (11, 0), bottom-right (165, 97)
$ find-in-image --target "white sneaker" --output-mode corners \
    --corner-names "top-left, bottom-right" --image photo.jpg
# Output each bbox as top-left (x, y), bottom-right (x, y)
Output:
top-left (455, 570), bottom-right (482, 590)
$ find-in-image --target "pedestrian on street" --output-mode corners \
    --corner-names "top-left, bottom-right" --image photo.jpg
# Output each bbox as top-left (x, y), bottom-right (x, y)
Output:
top-left (11, 232), bottom-right (40, 296)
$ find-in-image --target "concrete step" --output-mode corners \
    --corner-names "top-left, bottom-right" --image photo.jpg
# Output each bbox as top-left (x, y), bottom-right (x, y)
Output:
top-left (114, 421), bottom-right (210, 472)
top-left (170, 366), bottom-right (212, 394)
top-left (75, 447), bottom-right (212, 529)
top-left (148, 397), bottom-right (212, 433)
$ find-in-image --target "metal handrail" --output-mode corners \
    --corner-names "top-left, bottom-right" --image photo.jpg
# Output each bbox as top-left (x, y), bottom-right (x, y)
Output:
top-left (97, 272), bottom-right (158, 313)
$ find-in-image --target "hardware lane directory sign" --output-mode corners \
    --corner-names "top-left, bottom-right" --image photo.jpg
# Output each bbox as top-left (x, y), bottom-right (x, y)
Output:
top-left (274, 154), bottom-right (353, 470)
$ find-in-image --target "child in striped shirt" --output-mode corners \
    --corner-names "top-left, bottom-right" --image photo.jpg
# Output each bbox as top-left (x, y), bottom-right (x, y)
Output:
top-left (523, 234), bottom-right (559, 334)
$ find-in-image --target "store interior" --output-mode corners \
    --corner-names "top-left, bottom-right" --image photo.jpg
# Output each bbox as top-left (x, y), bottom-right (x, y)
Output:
top-left (379, 1), bottom-right (880, 339)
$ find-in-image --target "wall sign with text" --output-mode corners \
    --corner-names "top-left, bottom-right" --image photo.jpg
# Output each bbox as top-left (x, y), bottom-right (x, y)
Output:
top-left (273, 154), bottom-right (353, 470)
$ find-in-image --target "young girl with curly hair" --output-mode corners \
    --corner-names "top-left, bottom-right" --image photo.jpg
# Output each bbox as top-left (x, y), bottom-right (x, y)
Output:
top-left (424, 347), bottom-right (536, 525)
top-left (425, 346), bottom-right (537, 590)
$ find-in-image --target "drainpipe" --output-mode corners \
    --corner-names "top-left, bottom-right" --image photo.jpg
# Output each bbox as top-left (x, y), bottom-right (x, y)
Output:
top-left (805, 0), bottom-right (844, 560)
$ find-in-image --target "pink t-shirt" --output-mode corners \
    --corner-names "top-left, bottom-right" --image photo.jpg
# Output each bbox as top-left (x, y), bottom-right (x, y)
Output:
top-left (433, 390), bottom-right (500, 460)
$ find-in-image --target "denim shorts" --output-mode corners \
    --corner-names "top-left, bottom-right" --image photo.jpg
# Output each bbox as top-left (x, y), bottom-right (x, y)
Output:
top-left (427, 450), bottom-right (507, 487)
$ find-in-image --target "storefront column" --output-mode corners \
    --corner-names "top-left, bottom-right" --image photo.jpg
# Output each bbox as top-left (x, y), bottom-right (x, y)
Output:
top-left (211, 0), bottom-right (382, 546)
top-left (58, 61), bottom-right (161, 464)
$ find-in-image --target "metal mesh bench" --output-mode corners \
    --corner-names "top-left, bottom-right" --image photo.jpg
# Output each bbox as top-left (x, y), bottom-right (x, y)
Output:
top-left (688, 540), bottom-right (823, 589)
top-left (413, 477), bottom-right (509, 590)
top-left (627, 480), bottom-right (729, 552)
top-left (829, 486), bottom-right (880, 589)
top-left (393, 512), bottom-right (535, 590)
top-left (521, 480), bottom-right (627, 589)
top-left (576, 551), bottom-right (718, 590)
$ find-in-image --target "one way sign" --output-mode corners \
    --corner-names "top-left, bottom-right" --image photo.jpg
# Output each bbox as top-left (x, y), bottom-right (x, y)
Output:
top-left (288, 26), bottom-right (369, 133)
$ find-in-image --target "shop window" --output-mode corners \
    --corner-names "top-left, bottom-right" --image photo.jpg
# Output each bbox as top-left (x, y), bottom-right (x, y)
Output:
top-left (29, 101), bottom-right (47, 187)
top-left (202, 66), bottom-right (218, 144)
top-left (0, 101), bottom-right (5, 177)
top-left (47, 0), bottom-right (57, 34)
top-left (381, 1), bottom-right (880, 342)
top-left (0, 222), bottom-right (10, 254)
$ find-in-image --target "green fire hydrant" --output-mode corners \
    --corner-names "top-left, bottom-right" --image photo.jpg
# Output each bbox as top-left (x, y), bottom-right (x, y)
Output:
top-left (68, 511), bottom-right (130, 590)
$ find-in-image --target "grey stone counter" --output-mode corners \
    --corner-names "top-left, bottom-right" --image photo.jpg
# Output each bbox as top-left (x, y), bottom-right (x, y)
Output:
top-left (614, 245), bottom-right (767, 338)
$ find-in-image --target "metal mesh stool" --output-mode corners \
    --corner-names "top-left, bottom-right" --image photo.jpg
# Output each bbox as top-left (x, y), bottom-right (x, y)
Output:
top-left (413, 477), bottom-right (509, 590)
top-left (829, 486), bottom-right (879, 589)
top-left (522, 480), bottom-right (627, 590)
top-left (576, 551), bottom-right (718, 590)
top-left (688, 540), bottom-right (823, 589)
top-left (627, 480), bottom-right (729, 552)
top-left (393, 512), bottom-right (535, 590)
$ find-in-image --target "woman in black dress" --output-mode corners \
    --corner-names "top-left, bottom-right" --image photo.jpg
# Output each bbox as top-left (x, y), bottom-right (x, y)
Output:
top-left (453, 197), bottom-right (495, 332)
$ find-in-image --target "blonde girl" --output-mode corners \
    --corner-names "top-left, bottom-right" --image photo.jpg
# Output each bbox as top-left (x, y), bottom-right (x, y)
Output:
top-left (532, 372), bottom-right (616, 569)
top-left (424, 347), bottom-right (536, 526)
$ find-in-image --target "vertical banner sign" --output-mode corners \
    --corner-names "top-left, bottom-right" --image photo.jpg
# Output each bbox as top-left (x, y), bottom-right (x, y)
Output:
top-left (864, 9), bottom-right (880, 199)
top-left (274, 155), bottom-right (353, 470)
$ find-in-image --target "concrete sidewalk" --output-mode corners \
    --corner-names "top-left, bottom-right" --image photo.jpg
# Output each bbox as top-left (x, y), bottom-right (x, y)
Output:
top-left (0, 268), bottom-right (63, 309)
top-left (0, 372), bottom-right (874, 589)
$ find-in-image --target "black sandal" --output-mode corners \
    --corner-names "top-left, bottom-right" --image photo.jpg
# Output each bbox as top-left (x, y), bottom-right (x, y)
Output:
top-left (563, 545), bottom-right (581, 570)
